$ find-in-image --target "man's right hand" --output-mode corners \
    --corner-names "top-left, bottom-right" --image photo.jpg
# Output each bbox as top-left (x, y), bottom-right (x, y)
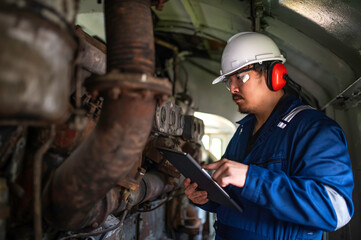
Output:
top-left (183, 178), bottom-right (209, 205)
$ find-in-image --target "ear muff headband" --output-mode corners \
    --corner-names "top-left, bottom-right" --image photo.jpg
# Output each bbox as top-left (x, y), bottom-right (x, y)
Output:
top-left (267, 62), bottom-right (288, 91)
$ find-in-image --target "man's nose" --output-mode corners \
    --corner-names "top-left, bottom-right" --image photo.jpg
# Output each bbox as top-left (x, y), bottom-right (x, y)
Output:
top-left (230, 79), bottom-right (240, 93)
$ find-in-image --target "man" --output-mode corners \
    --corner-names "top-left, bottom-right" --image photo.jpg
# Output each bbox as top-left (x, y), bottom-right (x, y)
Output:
top-left (183, 32), bottom-right (354, 240)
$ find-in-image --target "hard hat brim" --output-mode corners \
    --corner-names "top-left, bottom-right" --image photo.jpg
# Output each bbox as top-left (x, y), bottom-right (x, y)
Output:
top-left (212, 75), bottom-right (225, 85)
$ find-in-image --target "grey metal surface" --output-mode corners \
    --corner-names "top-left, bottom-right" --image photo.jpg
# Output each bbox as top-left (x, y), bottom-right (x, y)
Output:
top-left (0, 3), bottom-right (77, 124)
top-left (323, 77), bottom-right (361, 110)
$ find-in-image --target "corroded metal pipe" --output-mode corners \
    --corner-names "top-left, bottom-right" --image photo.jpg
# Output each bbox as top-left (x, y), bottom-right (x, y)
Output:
top-left (105, 0), bottom-right (155, 74)
top-left (43, 92), bottom-right (158, 230)
top-left (43, 0), bottom-right (171, 230)
top-left (127, 171), bottom-right (182, 208)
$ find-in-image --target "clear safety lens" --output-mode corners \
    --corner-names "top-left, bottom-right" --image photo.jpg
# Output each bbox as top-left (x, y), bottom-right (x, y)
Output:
top-left (224, 73), bottom-right (250, 90)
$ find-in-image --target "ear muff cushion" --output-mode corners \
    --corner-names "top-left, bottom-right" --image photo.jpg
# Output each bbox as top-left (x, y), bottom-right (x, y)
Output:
top-left (267, 62), bottom-right (287, 91)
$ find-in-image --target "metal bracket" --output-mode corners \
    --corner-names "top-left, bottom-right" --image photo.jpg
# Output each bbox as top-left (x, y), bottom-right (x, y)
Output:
top-left (322, 77), bottom-right (361, 110)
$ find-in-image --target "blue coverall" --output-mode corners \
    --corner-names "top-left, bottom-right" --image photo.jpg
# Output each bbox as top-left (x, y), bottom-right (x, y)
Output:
top-left (198, 96), bottom-right (354, 240)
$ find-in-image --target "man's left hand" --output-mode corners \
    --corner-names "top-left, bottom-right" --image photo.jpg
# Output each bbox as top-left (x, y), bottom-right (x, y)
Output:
top-left (203, 158), bottom-right (249, 188)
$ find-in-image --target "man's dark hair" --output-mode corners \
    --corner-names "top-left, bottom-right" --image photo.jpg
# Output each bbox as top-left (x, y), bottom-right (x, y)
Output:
top-left (253, 61), bottom-right (272, 76)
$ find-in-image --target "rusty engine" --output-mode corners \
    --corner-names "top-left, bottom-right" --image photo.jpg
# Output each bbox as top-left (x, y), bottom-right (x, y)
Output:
top-left (0, 0), bottom-right (211, 239)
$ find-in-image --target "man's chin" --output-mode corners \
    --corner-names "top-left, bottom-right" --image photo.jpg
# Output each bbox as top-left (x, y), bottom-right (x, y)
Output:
top-left (237, 105), bottom-right (249, 114)
top-left (233, 100), bottom-right (249, 114)
top-left (238, 109), bottom-right (249, 114)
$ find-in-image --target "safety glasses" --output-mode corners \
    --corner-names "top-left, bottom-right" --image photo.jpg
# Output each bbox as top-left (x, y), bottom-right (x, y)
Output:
top-left (223, 67), bottom-right (255, 90)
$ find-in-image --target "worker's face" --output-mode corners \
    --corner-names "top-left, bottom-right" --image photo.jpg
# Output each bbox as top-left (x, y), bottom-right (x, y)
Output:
top-left (225, 66), bottom-right (269, 114)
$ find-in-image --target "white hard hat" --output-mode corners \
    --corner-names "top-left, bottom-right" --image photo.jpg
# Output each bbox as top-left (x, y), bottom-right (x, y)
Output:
top-left (212, 32), bottom-right (286, 84)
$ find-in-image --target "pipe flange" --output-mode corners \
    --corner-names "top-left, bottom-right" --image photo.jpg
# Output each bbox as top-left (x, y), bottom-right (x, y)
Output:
top-left (85, 71), bottom-right (172, 97)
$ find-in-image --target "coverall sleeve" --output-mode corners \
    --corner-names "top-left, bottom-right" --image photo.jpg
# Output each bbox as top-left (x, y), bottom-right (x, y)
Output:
top-left (232, 118), bottom-right (354, 231)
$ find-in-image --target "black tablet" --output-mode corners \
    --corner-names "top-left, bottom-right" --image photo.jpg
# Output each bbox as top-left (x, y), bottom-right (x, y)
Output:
top-left (157, 147), bottom-right (243, 213)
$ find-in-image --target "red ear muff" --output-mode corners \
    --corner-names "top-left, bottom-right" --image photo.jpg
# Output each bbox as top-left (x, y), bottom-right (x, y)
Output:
top-left (267, 62), bottom-right (287, 91)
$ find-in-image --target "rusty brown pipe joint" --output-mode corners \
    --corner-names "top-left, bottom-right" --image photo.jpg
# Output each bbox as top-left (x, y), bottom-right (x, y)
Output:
top-left (86, 71), bottom-right (172, 101)
top-left (125, 171), bottom-right (182, 210)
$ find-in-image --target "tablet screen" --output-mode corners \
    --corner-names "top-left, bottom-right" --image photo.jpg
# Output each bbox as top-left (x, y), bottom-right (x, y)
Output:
top-left (157, 147), bottom-right (243, 213)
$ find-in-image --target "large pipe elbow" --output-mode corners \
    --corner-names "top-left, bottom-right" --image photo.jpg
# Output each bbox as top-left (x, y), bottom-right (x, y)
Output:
top-left (42, 0), bottom-right (171, 230)
top-left (43, 92), bottom-right (157, 230)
